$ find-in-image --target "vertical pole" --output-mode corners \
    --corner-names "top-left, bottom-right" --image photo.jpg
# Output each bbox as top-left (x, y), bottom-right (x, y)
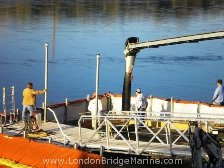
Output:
top-left (64, 98), bottom-right (68, 124)
top-left (3, 87), bottom-right (6, 113)
top-left (2, 87), bottom-right (6, 125)
top-left (11, 86), bottom-right (15, 123)
top-left (135, 117), bottom-right (139, 149)
top-left (149, 95), bottom-right (153, 112)
top-left (106, 121), bottom-right (110, 146)
top-left (197, 101), bottom-right (201, 118)
top-left (95, 54), bottom-right (100, 127)
top-left (44, 43), bottom-right (49, 123)
top-left (168, 121), bottom-right (173, 156)
top-left (171, 97), bottom-right (174, 112)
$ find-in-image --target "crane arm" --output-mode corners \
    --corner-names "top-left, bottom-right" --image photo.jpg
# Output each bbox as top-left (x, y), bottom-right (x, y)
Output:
top-left (124, 31), bottom-right (224, 55)
top-left (122, 31), bottom-right (224, 111)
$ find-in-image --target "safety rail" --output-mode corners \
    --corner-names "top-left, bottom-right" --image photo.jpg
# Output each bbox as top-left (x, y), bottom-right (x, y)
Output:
top-left (47, 108), bottom-right (71, 145)
top-left (78, 111), bottom-right (224, 156)
top-left (0, 86), bottom-right (16, 125)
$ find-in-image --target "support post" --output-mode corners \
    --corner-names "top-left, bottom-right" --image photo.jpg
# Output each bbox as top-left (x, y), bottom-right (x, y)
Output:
top-left (135, 117), bottom-right (139, 149)
top-left (122, 37), bottom-right (139, 111)
top-left (171, 97), bottom-right (174, 112)
top-left (149, 95), bottom-right (153, 112)
top-left (44, 43), bottom-right (49, 123)
top-left (64, 98), bottom-right (68, 124)
top-left (197, 101), bottom-right (201, 118)
top-left (95, 54), bottom-right (100, 128)
top-left (168, 121), bottom-right (173, 156)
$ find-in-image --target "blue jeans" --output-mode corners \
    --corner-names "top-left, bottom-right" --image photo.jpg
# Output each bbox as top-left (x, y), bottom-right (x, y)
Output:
top-left (22, 105), bottom-right (34, 120)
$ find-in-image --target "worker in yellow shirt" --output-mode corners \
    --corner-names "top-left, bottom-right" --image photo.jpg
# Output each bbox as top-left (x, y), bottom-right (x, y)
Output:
top-left (22, 82), bottom-right (46, 121)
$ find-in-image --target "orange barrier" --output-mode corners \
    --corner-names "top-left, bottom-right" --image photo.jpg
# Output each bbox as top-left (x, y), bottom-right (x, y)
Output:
top-left (0, 134), bottom-right (105, 168)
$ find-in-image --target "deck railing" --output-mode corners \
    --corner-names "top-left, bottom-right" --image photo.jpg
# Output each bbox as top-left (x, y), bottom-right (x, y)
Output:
top-left (78, 111), bottom-right (224, 156)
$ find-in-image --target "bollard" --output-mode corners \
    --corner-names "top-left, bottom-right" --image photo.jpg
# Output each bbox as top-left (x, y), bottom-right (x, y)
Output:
top-left (48, 137), bottom-right (52, 144)
top-left (23, 131), bottom-right (27, 138)
top-left (74, 143), bottom-right (79, 149)
top-left (16, 108), bottom-right (20, 122)
top-left (37, 113), bottom-right (42, 127)
top-left (0, 126), bottom-right (3, 134)
top-left (87, 94), bottom-right (90, 101)
top-left (65, 98), bottom-right (68, 106)
top-left (100, 146), bottom-right (104, 156)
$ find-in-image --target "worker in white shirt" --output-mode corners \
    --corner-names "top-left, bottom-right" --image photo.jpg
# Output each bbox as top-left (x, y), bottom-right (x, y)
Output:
top-left (135, 88), bottom-right (147, 111)
top-left (135, 88), bottom-right (148, 128)
top-left (88, 93), bottom-right (103, 129)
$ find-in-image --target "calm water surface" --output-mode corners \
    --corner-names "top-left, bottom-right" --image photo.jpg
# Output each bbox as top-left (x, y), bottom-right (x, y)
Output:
top-left (0, 0), bottom-right (224, 109)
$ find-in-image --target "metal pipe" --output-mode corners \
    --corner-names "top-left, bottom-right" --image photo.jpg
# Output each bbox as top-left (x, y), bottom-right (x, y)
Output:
top-left (95, 54), bottom-right (100, 126)
top-left (167, 121), bottom-right (173, 156)
top-left (44, 43), bottom-right (49, 123)
top-left (122, 37), bottom-right (139, 111)
top-left (135, 118), bottom-right (139, 149)
top-left (171, 97), bottom-right (174, 112)
top-left (197, 101), bottom-right (201, 118)
top-left (11, 86), bottom-right (15, 121)
top-left (149, 95), bottom-right (153, 112)
top-left (106, 121), bottom-right (110, 146)
top-left (64, 98), bottom-right (68, 123)
top-left (3, 87), bottom-right (6, 113)
top-left (78, 118), bottom-right (82, 145)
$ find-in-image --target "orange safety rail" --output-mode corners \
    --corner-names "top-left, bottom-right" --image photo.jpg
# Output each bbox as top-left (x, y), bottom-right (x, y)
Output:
top-left (0, 134), bottom-right (105, 168)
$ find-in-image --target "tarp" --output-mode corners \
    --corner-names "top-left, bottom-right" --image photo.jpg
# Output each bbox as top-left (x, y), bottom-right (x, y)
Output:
top-left (0, 134), bottom-right (105, 168)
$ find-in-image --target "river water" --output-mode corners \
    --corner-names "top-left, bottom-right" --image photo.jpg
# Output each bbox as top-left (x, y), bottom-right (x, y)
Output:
top-left (0, 0), bottom-right (224, 109)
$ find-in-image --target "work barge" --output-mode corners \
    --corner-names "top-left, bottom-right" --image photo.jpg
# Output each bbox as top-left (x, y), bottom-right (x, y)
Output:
top-left (2, 94), bottom-right (224, 157)
top-left (1, 31), bottom-right (224, 167)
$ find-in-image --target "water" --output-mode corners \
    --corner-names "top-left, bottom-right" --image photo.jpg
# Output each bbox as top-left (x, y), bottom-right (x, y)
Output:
top-left (0, 0), bottom-right (224, 110)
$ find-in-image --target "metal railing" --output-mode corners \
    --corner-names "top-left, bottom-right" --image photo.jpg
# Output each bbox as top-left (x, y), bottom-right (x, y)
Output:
top-left (78, 111), bottom-right (224, 156)
top-left (1, 86), bottom-right (16, 125)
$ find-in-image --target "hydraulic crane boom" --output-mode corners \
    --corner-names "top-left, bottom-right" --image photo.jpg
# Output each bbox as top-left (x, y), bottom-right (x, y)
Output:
top-left (122, 31), bottom-right (224, 110)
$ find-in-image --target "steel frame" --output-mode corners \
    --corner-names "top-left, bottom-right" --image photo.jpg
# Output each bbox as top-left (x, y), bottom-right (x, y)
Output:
top-left (78, 111), bottom-right (224, 156)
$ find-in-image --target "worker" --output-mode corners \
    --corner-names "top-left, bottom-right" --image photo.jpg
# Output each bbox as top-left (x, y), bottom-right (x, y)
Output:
top-left (22, 82), bottom-right (46, 122)
top-left (212, 79), bottom-right (224, 106)
top-left (88, 93), bottom-right (102, 129)
top-left (135, 88), bottom-right (148, 128)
